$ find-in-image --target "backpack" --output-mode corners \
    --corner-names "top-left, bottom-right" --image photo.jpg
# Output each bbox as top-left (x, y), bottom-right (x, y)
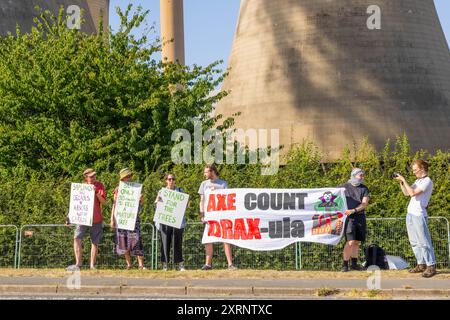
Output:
top-left (364, 243), bottom-right (389, 270)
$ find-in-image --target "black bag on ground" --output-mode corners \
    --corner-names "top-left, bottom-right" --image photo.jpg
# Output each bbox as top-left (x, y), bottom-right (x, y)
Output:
top-left (364, 243), bottom-right (389, 270)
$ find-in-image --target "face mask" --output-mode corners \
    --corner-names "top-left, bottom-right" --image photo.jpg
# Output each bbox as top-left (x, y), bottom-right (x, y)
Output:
top-left (348, 169), bottom-right (364, 185)
top-left (350, 177), bottom-right (364, 186)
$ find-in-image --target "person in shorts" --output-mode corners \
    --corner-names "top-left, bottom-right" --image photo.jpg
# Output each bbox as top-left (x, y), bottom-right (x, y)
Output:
top-left (339, 168), bottom-right (370, 272)
top-left (199, 164), bottom-right (236, 270)
top-left (67, 168), bottom-right (106, 270)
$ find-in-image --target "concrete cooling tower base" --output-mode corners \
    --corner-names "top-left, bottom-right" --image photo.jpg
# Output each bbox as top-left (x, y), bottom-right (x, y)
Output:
top-left (216, 0), bottom-right (450, 159)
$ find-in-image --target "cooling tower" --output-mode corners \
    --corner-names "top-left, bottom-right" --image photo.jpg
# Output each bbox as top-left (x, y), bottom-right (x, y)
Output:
top-left (216, 0), bottom-right (450, 158)
top-left (0, 0), bottom-right (109, 35)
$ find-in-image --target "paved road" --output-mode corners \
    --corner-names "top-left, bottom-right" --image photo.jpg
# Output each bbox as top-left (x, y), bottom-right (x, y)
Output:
top-left (1, 274), bottom-right (450, 300)
top-left (1, 276), bottom-right (450, 289)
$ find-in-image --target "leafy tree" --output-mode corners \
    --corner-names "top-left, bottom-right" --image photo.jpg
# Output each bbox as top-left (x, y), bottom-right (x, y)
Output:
top-left (0, 5), bottom-right (228, 176)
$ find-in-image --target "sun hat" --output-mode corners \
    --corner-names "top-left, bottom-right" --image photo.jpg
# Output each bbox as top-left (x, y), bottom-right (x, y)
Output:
top-left (119, 168), bottom-right (133, 180)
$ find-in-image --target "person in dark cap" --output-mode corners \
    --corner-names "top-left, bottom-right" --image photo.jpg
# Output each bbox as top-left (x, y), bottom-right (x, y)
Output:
top-left (339, 168), bottom-right (370, 272)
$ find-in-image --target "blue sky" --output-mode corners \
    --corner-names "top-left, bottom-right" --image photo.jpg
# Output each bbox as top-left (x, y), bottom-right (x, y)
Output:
top-left (109, 0), bottom-right (450, 69)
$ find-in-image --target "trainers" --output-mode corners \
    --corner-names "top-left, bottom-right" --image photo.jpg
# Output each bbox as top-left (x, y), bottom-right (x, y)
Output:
top-left (201, 264), bottom-right (212, 270)
top-left (90, 265), bottom-right (97, 270)
top-left (66, 264), bottom-right (81, 271)
top-left (228, 264), bottom-right (238, 270)
top-left (409, 264), bottom-right (426, 273)
top-left (341, 265), bottom-right (349, 272)
top-left (422, 265), bottom-right (437, 278)
top-left (350, 264), bottom-right (363, 271)
top-left (162, 263), bottom-right (168, 271)
top-left (178, 263), bottom-right (186, 271)
top-left (139, 266), bottom-right (147, 270)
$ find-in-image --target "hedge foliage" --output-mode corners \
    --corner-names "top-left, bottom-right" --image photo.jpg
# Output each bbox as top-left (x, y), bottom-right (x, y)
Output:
top-left (0, 136), bottom-right (448, 226)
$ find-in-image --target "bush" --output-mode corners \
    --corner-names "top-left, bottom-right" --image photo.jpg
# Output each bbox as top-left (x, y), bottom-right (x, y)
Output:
top-left (0, 136), bottom-right (448, 269)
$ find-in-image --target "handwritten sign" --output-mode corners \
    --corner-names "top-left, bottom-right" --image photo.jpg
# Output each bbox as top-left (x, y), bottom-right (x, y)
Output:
top-left (154, 188), bottom-right (189, 229)
top-left (114, 181), bottom-right (143, 231)
top-left (68, 183), bottom-right (95, 226)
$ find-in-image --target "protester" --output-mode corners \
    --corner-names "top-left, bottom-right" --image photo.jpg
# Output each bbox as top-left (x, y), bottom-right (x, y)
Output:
top-left (110, 168), bottom-right (145, 270)
top-left (339, 168), bottom-right (370, 272)
top-left (395, 160), bottom-right (436, 278)
top-left (66, 168), bottom-right (106, 270)
top-left (198, 164), bottom-right (236, 270)
top-left (154, 173), bottom-right (186, 271)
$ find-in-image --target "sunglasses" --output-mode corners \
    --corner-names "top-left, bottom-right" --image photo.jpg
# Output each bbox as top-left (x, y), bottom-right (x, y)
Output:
top-left (166, 178), bottom-right (175, 181)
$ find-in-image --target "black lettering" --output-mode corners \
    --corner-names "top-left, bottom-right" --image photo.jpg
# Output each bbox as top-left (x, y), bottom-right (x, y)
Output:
top-left (283, 217), bottom-right (290, 238)
top-left (244, 193), bottom-right (257, 210)
top-left (258, 193), bottom-right (270, 210)
top-left (269, 221), bottom-right (282, 238)
top-left (283, 193), bottom-right (296, 210)
top-left (270, 193), bottom-right (283, 210)
top-left (296, 193), bottom-right (308, 209)
top-left (291, 220), bottom-right (305, 238)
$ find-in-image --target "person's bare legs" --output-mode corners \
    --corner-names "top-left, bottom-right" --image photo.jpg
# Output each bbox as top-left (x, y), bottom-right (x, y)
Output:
top-left (137, 256), bottom-right (144, 268)
top-left (343, 241), bottom-right (352, 261)
top-left (124, 251), bottom-right (132, 268)
top-left (74, 238), bottom-right (82, 267)
top-left (90, 243), bottom-right (98, 268)
top-left (205, 243), bottom-right (213, 266)
top-left (351, 241), bottom-right (361, 259)
top-left (223, 243), bottom-right (233, 266)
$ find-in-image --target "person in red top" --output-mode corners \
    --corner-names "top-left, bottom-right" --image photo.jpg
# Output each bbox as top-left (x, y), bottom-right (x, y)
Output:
top-left (67, 168), bottom-right (106, 270)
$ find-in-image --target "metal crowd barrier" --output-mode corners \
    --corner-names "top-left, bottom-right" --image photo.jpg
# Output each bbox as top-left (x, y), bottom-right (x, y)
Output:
top-left (1, 216), bottom-right (448, 270)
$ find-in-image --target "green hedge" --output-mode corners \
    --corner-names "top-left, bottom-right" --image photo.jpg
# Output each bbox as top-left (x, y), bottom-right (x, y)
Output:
top-left (0, 136), bottom-right (449, 269)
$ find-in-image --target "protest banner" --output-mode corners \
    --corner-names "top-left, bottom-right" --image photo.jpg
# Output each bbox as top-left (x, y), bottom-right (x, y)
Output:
top-left (202, 188), bottom-right (348, 250)
top-left (154, 188), bottom-right (189, 229)
top-left (114, 181), bottom-right (143, 231)
top-left (68, 183), bottom-right (95, 226)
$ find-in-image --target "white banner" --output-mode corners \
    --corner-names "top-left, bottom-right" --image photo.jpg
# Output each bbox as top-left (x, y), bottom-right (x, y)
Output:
top-left (202, 188), bottom-right (348, 251)
top-left (154, 188), bottom-right (189, 229)
top-left (68, 183), bottom-right (95, 226)
top-left (114, 181), bottom-right (143, 231)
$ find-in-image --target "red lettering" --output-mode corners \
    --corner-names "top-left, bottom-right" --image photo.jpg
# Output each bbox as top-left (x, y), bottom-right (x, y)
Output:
top-left (207, 220), bottom-right (221, 237)
top-left (216, 194), bottom-right (227, 211)
top-left (233, 218), bottom-right (248, 240)
top-left (227, 194), bottom-right (236, 210)
top-left (207, 194), bottom-right (216, 212)
top-left (220, 219), bottom-right (234, 239)
top-left (246, 218), bottom-right (261, 240)
top-left (318, 215), bottom-right (323, 228)
top-left (207, 218), bottom-right (262, 240)
top-left (207, 194), bottom-right (237, 212)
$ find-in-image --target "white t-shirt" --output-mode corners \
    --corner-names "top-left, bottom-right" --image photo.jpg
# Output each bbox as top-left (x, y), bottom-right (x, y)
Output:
top-left (407, 177), bottom-right (433, 217)
top-left (198, 179), bottom-right (228, 196)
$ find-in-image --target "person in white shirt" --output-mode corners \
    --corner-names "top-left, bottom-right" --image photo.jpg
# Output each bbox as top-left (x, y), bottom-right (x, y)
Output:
top-left (198, 164), bottom-right (236, 270)
top-left (395, 159), bottom-right (436, 278)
